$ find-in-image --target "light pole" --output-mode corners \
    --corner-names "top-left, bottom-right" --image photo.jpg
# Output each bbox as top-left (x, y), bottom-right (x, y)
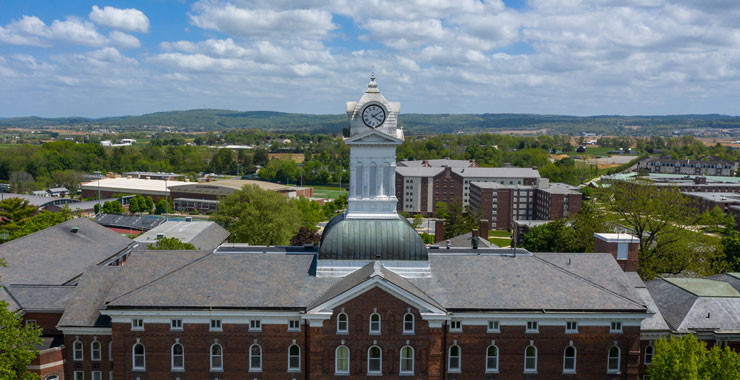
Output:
top-left (164, 178), bottom-right (168, 221)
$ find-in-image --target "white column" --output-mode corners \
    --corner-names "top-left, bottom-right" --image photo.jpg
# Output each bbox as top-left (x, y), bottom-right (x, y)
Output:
top-left (362, 160), bottom-right (370, 198)
top-left (355, 163), bottom-right (363, 199)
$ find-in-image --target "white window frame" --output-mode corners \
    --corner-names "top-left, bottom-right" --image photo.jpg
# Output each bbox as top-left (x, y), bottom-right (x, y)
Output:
top-left (171, 343), bottom-right (184, 371)
top-left (91, 371), bottom-right (102, 380)
top-left (108, 371), bottom-right (113, 380)
top-left (108, 341), bottom-right (113, 361)
top-left (73, 340), bottom-right (83, 361)
top-left (170, 319), bottom-right (183, 331)
top-left (524, 345), bottom-right (537, 373)
top-left (367, 345), bottom-right (382, 375)
top-left (486, 345), bottom-right (499, 373)
top-left (335, 345), bottom-right (350, 375)
top-left (608, 346), bottom-right (621, 373)
top-left (369, 313), bottom-right (381, 334)
top-left (402, 313), bottom-right (414, 334)
top-left (131, 319), bottom-right (144, 331)
top-left (337, 312), bottom-right (348, 334)
top-left (563, 345), bottom-right (577, 374)
top-left (449, 320), bottom-right (462, 332)
top-left (610, 321), bottom-right (623, 333)
top-left (288, 344), bottom-right (301, 372)
top-left (644, 344), bottom-right (654, 365)
top-left (210, 343), bottom-right (223, 372)
top-left (249, 344), bottom-right (262, 372)
top-left (91, 340), bottom-right (101, 361)
top-left (566, 321), bottom-right (578, 333)
top-left (526, 321), bottom-right (539, 333)
top-left (45, 376), bottom-right (59, 380)
top-left (448, 345), bottom-right (461, 373)
top-left (487, 320), bottom-right (500, 333)
top-left (288, 320), bottom-right (300, 331)
top-left (210, 319), bottom-right (222, 331)
top-left (250, 319), bottom-right (262, 332)
top-left (400, 345), bottom-right (414, 375)
top-left (132, 343), bottom-right (145, 371)
top-left (73, 371), bottom-right (84, 380)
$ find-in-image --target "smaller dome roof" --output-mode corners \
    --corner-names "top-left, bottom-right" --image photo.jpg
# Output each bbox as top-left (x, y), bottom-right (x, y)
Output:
top-left (319, 214), bottom-right (427, 261)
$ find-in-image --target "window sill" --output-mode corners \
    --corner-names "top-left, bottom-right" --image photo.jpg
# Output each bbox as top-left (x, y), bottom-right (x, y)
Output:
top-left (563, 370), bottom-right (576, 374)
top-left (209, 329), bottom-right (223, 332)
top-left (524, 370), bottom-right (538, 374)
top-left (171, 368), bottom-right (184, 373)
top-left (249, 369), bottom-right (263, 373)
top-left (565, 330), bottom-right (578, 334)
top-left (336, 331), bottom-right (348, 335)
top-left (449, 330), bottom-right (462, 333)
top-left (367, 372), bottom-right (382, 376)
top-left (525, 330), bottom-right (539, 334)
top-left (249, 329), bottom-right (262, 333)
top-left (132, 368), bottom-right (146, 372)
top-left (402, 332), bottom-right (415, 335)
top-left (130, 328), bottom-right (144, 332)
top-left (334, 372), bottom-right (349, 376)
top-left (448, 369), bottom-right (461, 374)
top-left (609, 331), bottom-right (623, 334)
top-left (210, 368), bottom-right (224, 373)
top-left (369, 332), bottom-right (381, 335)
top-left (400, 372), bottom-right (414, 376)
top-left (607, 370), bottom-right (621, 374)
top-left (487, 330), bottom-right (500, 334)
top-left (170, 328), bottom-right (183, 332)
top-left (288, 329), bottom-right (301, 332)
top-left (485, 369), bottom-right (499, 374)
top-left (287, 369), bottom-right (301, 373)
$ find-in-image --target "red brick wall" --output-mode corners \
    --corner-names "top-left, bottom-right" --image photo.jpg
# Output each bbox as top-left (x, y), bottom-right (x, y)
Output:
top-left (24, 312), bottom-right (63, 335)
top-left (63, 334), bottom-right (114, 380)
top-left (594, 238), bottom-right (639, 272)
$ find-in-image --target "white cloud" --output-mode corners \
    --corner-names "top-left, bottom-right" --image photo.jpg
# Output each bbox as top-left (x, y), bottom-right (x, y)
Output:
top-left (189, 1), bottom-right (336, 40)
top-left (49, 18), bottom-right (108, 47)
top-left (89, 5), bottom-right (150, 33)
top-left (0, 16), bottom-right (51, 46)
top-left (109, 31), bottom-right (141, 48)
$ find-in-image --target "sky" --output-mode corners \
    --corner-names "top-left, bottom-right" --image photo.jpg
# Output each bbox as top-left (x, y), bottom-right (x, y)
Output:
top-left (1, 0), bottom-right (740, 118)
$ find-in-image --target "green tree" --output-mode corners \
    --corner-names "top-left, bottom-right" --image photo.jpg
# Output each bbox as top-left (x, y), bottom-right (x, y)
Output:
top-left (441, 201), bottom-right (477, 240)
top-left (647, 334), bottom-right (740, 380)
top-left (145, 196), bottom-right (154, 213)
top-left (608, 181), bottom-right (721, 279)
top-left (0, 258), bottom-right (43, 380)
top-left (0, 198), bottom-right (37, 231)
top-left (9, 209), bottom-right (72, 241)
top-left (154, 198), bottom-right (173, 215)
top-left (521, 219), bottom-right (579, 252)
top-left (253, 148), bottom-right (269, 166)
top-left (50, 169), bottom-right (83, 196)
top-left (293, 196), bottom-right (324, 230)
top-left (720, 230), bottom-right (740, 271)
top-left (211, 184), bottom-right (300, 245)
top-left (102, 201), bottom-right (124, 214)
top-left (290, 226), bottom-right (320, 246)
top-left (147, 237), bottom-right (196, 250)
top-left (569, 202), bottom-right (610, 252)
top-left (412, 214), bottom-right (423, 228)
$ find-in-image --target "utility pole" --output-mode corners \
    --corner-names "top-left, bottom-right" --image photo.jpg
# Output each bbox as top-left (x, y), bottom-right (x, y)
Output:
top-left (164, 178), bottom-right (168, 221)
top-left (97, 179), bottom-right (101, 215)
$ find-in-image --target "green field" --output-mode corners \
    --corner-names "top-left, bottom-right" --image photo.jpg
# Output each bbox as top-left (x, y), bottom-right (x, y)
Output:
top-left (488, 230), bottom-right (511, 237)
top-left (312, 185), bottom-right (346, 200)
top-left (489, 237), bottom-right (512, 247)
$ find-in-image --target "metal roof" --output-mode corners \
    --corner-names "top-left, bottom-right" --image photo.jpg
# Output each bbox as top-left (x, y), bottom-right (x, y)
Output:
top-left (663, 278), bottom-right (740, 297)
top-left (318, 214), bottom-right (427, 261)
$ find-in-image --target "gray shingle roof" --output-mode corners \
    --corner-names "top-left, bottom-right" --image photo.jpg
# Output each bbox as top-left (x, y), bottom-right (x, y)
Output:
top-left (623, 272), bottom-right (670, 331)
top-left (58, 250), bottom-right (210, 327)
top-left (445, 232), bottom-right (498, 248)
top-left (0, 218), bottom-right (133, 285)
top-left (4, 284), bottom-right (76, 311)
top-left (94, 214), bottom-right (165, 231)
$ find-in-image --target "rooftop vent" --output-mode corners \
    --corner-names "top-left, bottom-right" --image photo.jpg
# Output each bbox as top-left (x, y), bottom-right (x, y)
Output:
top-left (71, 226), bottom-right (79, 234)
top-left (185, 216), bottom-right (192, 222)
top-left (156, 233), bottom-right (165, 240)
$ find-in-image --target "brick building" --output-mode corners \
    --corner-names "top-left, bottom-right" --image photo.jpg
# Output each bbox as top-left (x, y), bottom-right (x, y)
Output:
top-left (395, 163), bottom-right (541, 217)
top-left (169, 179), bottom-right (313, 214)
top-left (469, 180), bottom-right (582, 231)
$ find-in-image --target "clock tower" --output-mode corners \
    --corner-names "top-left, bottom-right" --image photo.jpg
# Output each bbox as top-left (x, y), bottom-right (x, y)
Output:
top-left (344, 75), bottom-right (403, 219)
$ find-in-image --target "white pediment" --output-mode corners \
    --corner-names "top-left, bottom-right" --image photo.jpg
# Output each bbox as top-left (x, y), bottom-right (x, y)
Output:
top-left (345, 129), bottom-right (402, 145)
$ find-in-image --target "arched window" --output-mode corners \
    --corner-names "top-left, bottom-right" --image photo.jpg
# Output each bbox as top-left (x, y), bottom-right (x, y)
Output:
top-left (250, 344), bottom-right (262, 372)
top-left (563, 345), bottom-right (576, 373)
top-left (337, 312), bottom-right (348, 333)
top-left (448, 345), bottom-right (461, 372)
top-left (608, 346), bottom-right (620, 373)
top-left (644, 344), bottom-right (654, 365)
top-left (369, 313), bottom-right (381, 334)
top-left (403, 313), bottom-right (414, 334)
top-left (210, 344), bottom-right (222, 371)
top-left (288, 344), bottom-right (300, 371)
top-left (335, 345), bottom-right (350, 374)
top-left (367, 345), bottom-right (382, 374)
top-left (486, 345), bottom-right (499, 373)
top-left (73, 340), bottom-right (83, 361)
top-left (172, 343), bottom-right (184, 370)
top-left (524, 345), bottom-right (537, 373)
top-left (400, 346), bottom-right (414, 374)
top-left (91, 340), bottom-right (101, 361)
top-left (132, 343), bottom-right (145, 370)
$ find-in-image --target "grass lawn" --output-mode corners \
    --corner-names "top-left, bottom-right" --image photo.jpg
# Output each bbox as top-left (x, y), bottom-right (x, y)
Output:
top-left (489, 237), bottom-right (511, 247)
top-left (488, 230), bottom-right (511, 237)
top-left (311, 185), bottom-right (347, 200)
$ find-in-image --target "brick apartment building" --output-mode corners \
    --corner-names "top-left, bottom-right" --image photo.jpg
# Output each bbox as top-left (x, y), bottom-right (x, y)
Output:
top-left (395, 162), bottom-right (541, 216)
top-left (636, 157), bottom-right (738, 176)
top-left (469, 179), bottom-right (582, 230)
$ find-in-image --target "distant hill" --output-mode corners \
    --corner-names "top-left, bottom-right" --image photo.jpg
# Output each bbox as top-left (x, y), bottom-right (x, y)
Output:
top-left (2, 109), bottom-right (740, 135)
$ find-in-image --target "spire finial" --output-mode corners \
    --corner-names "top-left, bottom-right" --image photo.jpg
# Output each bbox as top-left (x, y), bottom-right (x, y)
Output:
top-left (371, 65), bottom-right (375, 81)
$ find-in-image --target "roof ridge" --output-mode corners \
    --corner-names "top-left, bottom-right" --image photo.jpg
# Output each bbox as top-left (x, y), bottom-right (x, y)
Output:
top-left (2, 285), bottom-right (22, 307)
top-left (532, 255), bottom-right (646, 310)
top-left (105, 251), bottom-right (213, 306)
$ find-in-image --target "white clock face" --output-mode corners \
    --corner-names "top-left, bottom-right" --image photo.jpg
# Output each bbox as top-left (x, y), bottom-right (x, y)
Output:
top-left (362, 105), bottom-right (386, 128)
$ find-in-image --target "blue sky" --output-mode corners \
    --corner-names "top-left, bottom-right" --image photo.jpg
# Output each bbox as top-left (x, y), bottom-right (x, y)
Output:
top-left (1, 0), bottom-right (740, 118)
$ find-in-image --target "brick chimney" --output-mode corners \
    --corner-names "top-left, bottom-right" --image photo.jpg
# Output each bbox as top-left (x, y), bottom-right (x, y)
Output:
top-left (434, 219), bottom-right (445, 244)
top-left (594, 233), bottom-right (639, 272)
top-left (479, 219), bottom-right (489, 240)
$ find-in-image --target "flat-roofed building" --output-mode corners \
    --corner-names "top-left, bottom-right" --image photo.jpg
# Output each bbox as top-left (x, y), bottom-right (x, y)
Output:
top-left (135, 220), bottom-right (230, 250)
top-left (80, 177), bottom-right (188, 201)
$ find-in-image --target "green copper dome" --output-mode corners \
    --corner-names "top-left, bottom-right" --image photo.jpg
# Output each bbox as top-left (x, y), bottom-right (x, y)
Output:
top-left (318, 214), bottom-right (427, 261)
